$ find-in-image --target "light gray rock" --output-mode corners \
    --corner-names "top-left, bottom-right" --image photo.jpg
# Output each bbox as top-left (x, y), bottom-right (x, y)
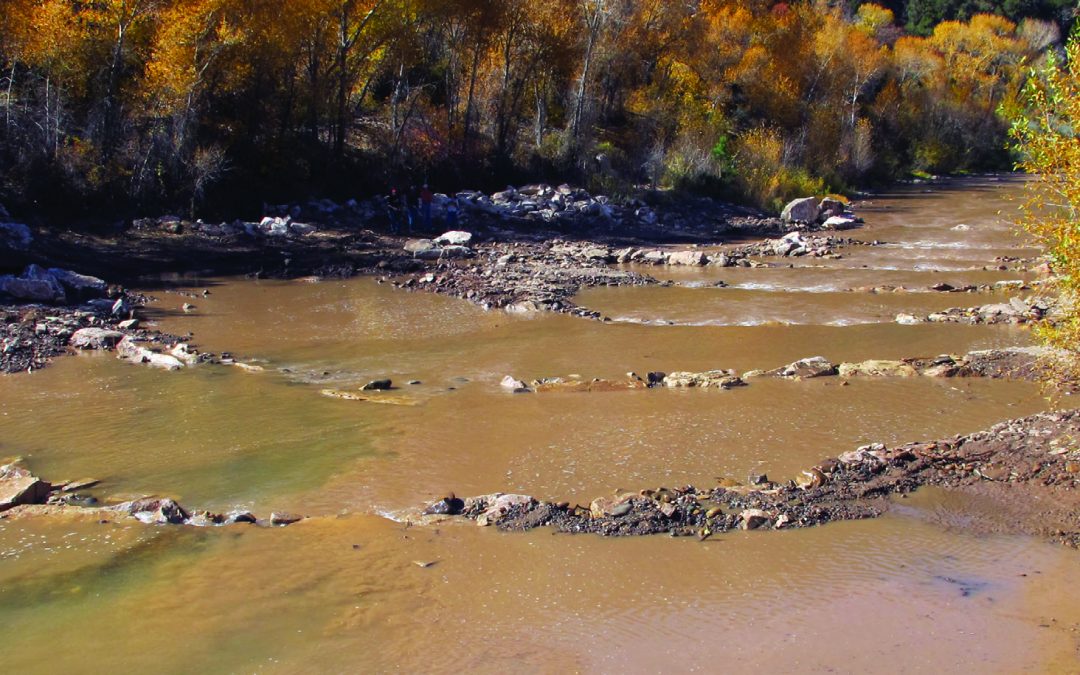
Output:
top-left (169, 343), bottom-right (200, 365)
top-left (837, 360), bottom-right (918, 377)
top-left (71, 328), bottom-right (125, 350)
top-left (581, 246), bottom-right (611, 261)
top-left (822, 215), bottom-right (858, 230)
top-left (781, 197), bottom-right (820, 224)
top-left (475, 493), bottom-right (536, 526)
top-left (895, 313), bottom-right (922, 325)
top-left (405, 237), bottom-right (438, 252)
top-left (663, 370), bottom-right (746, 389)
top-left (47, 268), bottom-right (107, 298)
top-left (505, 301), bottom-right (541, 314)
top-left (439, 245), bottom-right (473, 259)
top-left (435, 230), bottom-right (473, 246)
top-left (773, 231), bottom-right (806, 256)
top-left (117, 337), bottom-right (185, 370)
top-left (772, 356), bottom-right (836, 379)
top-left (0, 275), bottom-right (65, 303)
top-left (113, 497), bottom-right (189, 524)
top-left (500, 375), bottom-right (528, 391)
top-left (667, 250), bottom-right (707, 266)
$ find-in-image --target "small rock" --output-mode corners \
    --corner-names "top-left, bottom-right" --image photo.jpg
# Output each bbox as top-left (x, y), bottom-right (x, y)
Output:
top-left (0, 464), bottom-right (52, 512)
top-left (423, 497), bottom-right (465, 516)
top-left (361, 379), bottom-right (393, 391)
top-left (739, 509), bottom-right (772, 530)
top-left (270, 512), bottom-right (303, 526)
top-left (115, 497), bottom-right (190, 524)
top-left (225, 511), bottom-right (257, 524)
top-left (838, 360), bottom-right (918, 378)
top-left (435, 231), bottom-right (474, 246)
top-left (500, 375), bottom-right (529, 392)
top-left (773, 356), bottom-right (836, 379)
top-left (895, 313), bottom-right (922, 325)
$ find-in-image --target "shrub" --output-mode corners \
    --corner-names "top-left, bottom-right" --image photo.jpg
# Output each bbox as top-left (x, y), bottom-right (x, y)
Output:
top-left (1010, 27), bottom-right (1080, 386)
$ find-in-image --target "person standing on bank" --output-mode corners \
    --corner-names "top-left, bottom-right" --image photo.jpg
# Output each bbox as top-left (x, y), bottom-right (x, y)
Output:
top-left (406, 185), bottom-right (419, 234)
top-left (420, 184), bottom-right (433, 232)
top-left (445, 195), bottom-right (459, 230)
top-left (401, 186), bottom-right (414, 234)
top-left (385, 187), bottom-right (401, 234)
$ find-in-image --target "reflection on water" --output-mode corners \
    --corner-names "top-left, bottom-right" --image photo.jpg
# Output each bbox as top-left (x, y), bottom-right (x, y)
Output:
top-left (1, 176), bottom-right (1077, 671)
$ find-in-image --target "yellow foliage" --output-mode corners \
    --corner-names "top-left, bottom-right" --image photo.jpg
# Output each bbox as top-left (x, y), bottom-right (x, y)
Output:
top-left (1010, 29), bottom-right (1080, 384)
top-left (733, 127), bottom-right (826, 211)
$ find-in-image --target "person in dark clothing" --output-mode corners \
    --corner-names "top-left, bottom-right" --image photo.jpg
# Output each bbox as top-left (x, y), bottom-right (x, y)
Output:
top-left (385, 187), bottom-right (402, 234)
top-left (420, 184), bottom-right (433, 232)
top-left (445, 195), bottom-right (459, 230)
top-left (405, 185), bottom-right (419, 234)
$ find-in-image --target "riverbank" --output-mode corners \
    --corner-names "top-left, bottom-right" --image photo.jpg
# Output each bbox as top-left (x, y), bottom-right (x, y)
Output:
top-left (1, 185), bottom-right (866, 369)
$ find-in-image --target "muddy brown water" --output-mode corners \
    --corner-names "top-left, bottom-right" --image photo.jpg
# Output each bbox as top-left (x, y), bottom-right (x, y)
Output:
top-left (2, 175), bottom-right (1078, 672)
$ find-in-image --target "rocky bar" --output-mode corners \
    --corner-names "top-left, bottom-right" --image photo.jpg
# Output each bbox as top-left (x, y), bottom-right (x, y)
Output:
top-left (424, 409), bottom-right (1080, 547)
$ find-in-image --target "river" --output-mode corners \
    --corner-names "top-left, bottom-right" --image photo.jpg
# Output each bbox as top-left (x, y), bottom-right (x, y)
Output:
top-left (1, 175), bottom-right (1078, 672)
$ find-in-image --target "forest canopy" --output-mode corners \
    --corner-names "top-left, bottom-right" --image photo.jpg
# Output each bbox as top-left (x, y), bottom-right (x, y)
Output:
top-left (0, 0), bottom-right (1073, 218)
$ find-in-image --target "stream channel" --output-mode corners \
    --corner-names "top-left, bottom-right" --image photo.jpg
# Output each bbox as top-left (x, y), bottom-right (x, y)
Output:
top-left (1, 175), bottom-right (1079, 671)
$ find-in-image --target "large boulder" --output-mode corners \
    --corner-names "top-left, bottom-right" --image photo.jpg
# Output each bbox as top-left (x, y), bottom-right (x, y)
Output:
top-left (817, 197), bottom-right (846, 220)
top-left (667, 250), bottom-right (707, 266)
top-left (71, 328), bottom-right (125, 350)
top-left (0, 275), bottom-right (65, 303)
top-left (0, 222), bottom-right (32, 250)
top-left (0, 464), bottom-right (52, 512)
top-left (781, 197), bottom-right (820, 224)
top-left (640, 250), bottom-right (669, 264)
top-left (47, 268), bottom-right (107, 299)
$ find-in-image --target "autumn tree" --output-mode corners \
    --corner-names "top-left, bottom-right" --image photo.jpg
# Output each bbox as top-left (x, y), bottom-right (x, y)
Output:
top-left (1010, 26), bottom-right (1080, 384)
